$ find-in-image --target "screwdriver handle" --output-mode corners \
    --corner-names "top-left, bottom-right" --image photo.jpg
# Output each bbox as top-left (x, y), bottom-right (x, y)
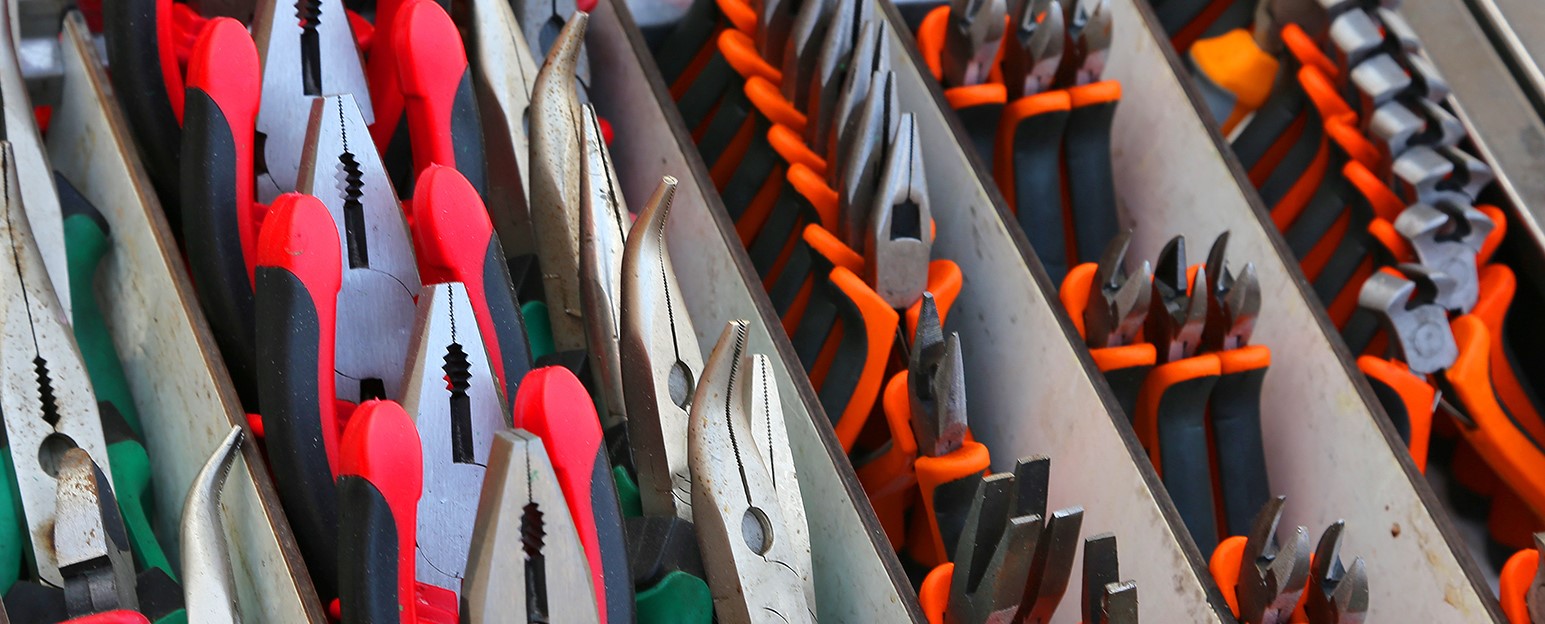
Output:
top-left (254, 194), bottom-right (344, 600)
top-left (396, 0), bottom-right (487, 201)
top-left (996, 91), bottom-right (1072, 282)
top-left (181, 18), bottom-right (262, 413)
top-left (337, 400), bottom-right (422, 624)
top-left (1209, 346), bottom-right (1272, 538)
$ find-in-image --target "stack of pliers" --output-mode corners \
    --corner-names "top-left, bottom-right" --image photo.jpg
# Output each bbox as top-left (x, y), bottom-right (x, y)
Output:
top-left (914, 0), bottom-right (1118, 284)
top-left (1165, 0), bottom-right (1545, 561)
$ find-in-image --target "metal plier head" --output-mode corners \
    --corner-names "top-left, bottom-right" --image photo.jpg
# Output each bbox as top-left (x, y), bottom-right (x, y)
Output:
top-left (1004, 0), bottom-right (1066, 100)
top-left (1392, 145), bottom-right (1493, 208)
top-left (868, 113), bottom-right (932, 308)
top-left (579, 103), bottom-right (631, 430)
top-left (947, 472), bottom-right (1041, 623)
top-left (513, 0), bottom-right (591, 96)
top-left (55, 448), bottom-right (138, 618)
top-left (463, 429), bottom-right (598, 622)
top-left (828, 20), bottom-right (891, 170)
top-left (944, 0), bottom-right (1008, 87)
top-left (909, 294), bottom-right (968, 457)
top-left (1146, 235), bottom-right (1209, 363)
top-left (1237, 497), bottom-right (1312, 624)
top-left (838, 69), bottom-right (900, 249)
top-left (1062, 0), bottom-right (1112, 87)
top-left (689, 321), bottom-right (815, 624)
top-left (1304, 522), bottom-right (1370, 624)
top-left (298, 93), bottom-right (421, 403)
top-left (1200, 232), bottom-right (1261, 353)
top-left (1394, 199), bottom-right (1493, 314)
top-left (805, 0), bottom-right (870, 146)
top-left (180, 426), bottom-right (244, 624)
top-left (1082, 533), bottom-right (1138, 624)
top-left (529, 13), bottom-right (590, 352)
top-left (1369, 98), bottom-right (1464, 159)
top-left (620, 177), bottom-right (704, 521)
top-left (1358, 265), bottom-right (1459, 375)
top-left (400, 281), bottom-right (509, 596)
top-left (1084, 231), bottom-right (1151, 349)
top-left (251, 0), bottom-right (372, 200)
top-left (0, 141), bottom-right (114, 587)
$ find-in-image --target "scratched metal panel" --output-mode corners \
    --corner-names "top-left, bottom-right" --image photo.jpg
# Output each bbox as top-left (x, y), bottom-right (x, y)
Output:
top-left (589, 1), bottom-right (925, 621)
top-left (45, 12), bottom-right (320, 623)
top-left (877, 2), bottom-right (1229, 622)
top-left (1067, 0), bottom-right (1497, 619)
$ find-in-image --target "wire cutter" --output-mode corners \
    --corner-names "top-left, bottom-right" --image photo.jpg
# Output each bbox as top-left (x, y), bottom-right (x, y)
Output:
top-left (1304, 521), bottom-right (1369, 624)
top-left (579, 103), bottom-right (633, 433)
top-left (1208, 496), bottom-right (1311, 624)
top-left (620, 176), bottom-right (706, 521)
top-left (251, 0), bottom-right (372, 201)
top-left (688, 320), bottom-right (816, 623)
top-left (943, 0), bottom-right (1008, 89)
top-left (0, 140), bottom-right (116, 589)
top-left (1199, 233), bottom-right (1271, 538)
top-left (1135, 235), bottom-right (1223, 550)
top-left (296, 93), bottom-right (421, 405)
top-left (1499, 532), bottom-right (1545, 624)
top-left (1059, 231), bottom-right (1155, 418)
top-left (179, 426), bottom-right (243, 624)
top-left (463, 428), bottom-right (599, 622)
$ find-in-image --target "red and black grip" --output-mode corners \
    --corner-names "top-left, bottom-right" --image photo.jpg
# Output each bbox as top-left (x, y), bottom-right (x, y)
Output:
top-left (103, 0), bottom-right (185, 219)
top-left (254, 193), bottom-right (344, 600)
top-left (182, 18), bottom-right (262, 412)
top-left (396, 0), bottom-right (487, 201)
top-left (337, 400), bottom-right (423, 624)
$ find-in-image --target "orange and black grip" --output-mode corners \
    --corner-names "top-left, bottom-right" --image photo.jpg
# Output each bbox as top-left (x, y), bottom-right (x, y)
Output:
top-left (1358, 356), bottom-right (1435, 471)
top-left (104, 0), bottom-right (185, 221)
top-left (1064, 82), bottom-right (1123, 266)
top-left (1210, 346), bottom-right (1272, 537)
top-left (1137, 355), bottom-right (1223, 551)
top-left (946, 84), bottom-right (1008, 166)
top-left (653, 0), bottom-right (722, 85)
top-left (856, 372), bottom-right (922, 549)
top-left (793, 266), bottom-right (898, 451)
top-left (255, 193), bottom-right (344, 601)
top-left (1231, 58), bottom-right (1307, 176)
top-left (337, 400), bottom-right (422, 624)
top-left (1499, 544), bottom-right (1538, 624)
top-left (1060, 262), bottom-right (1157, 418)
top-left (397, 0), bottom-right (486, 201)
top-left (996, 91), bottom-right (1073, 281)
top-left (181, 18), bottom-right (262, 412)
top-left (514, 367), bottom-right (634, 624)
top-left (412, 165), bottom-right (534, 403)
top-left (908, 441), bottom-right (993, 569)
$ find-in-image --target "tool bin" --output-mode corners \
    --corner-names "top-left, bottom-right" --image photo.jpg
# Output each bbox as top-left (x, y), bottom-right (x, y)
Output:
top-left (881, 0), bottom-right (1502, 621)
top-left (588, 1), bottom-right (923, 619)
top-left (42, 13), bottom-right (317, 621)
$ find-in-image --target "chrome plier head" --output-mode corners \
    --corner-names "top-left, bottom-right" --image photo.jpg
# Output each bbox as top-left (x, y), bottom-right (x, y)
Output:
top-left (944, 0), bottom-right (1008, 87)
top-left (948, 473), bottom-right (1041, 622)
top-left (1004, 0), bottom-right (1066, 100)
top-left (868, 113), bottom-right (932, 309)
top-left (838, 70), bottom-right (900, 249)
top-left (298, 93), bottom-right (421, 404)
top-left (1304, 521), bottom-right (1370, 624)
top-left (1063, 0), bottom-right (1112, 86)
top-left (463, 428), bottom-right (598, 622)
top-left (690, 321), bottom-right (815, 624)
top-left (620, 177), bottom-right (704, 521)
top-left (180, 426), bottom-right (244, 624)
top-left (1358, 265), bottom-right (1459, 375)
top-left (400, 281), bottom-right (509, 596)
top-left (579, 103), bottom-right (631, 430)
top-left (1146, 235), bottom-right (1209, 363)
top-left (0, 141), bottom-right (114, 587)
top-left (1393, 198), bottom-right (1494, 314)
top-left (1237, 496), bottom-right (1312, 624)
top-left (251, 0), bottom-right (372, 200)
top-left (1084, 231), bottom-right (1151, 349)
top-left (909, 294), bottom-right (968, 457)
top-left (55, 448), bottom-right (138, 617)
top-left (1200, 232), bottom-right (1261, 353)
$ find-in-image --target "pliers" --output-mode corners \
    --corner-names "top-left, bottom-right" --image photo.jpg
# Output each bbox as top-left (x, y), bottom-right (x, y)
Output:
top-left (943, 0), bottom-right (1008, 88)
top-left (251, 0), bottom-right (372, 201)
top-left (1082, 533), bottom-right (1139, 624)
top-left (462, 429), bottom-right (599, 622)
top-left (1208, 496), bottom-right (1311, 624)
top-left (688, 320), bottom-right (816, 623)
top-left (620, 176), bottom-right (706, 521)
top-left (1199, 233), bottom-right (1271, 538)
top-left (529, 14), bottom-right (593, 353)
top-left (512, 0), bottom-right (592, 102)
top-left (1304, 521), bottom-right (1370, 624)
top-left (1059, 231), bottom-right (1155, 418)
top-left (579, 103), bottom-right (633, 433)
top-left (179, 426), bottom-right (243, 624)
top-left (334, 399), bottom-right (430, 623)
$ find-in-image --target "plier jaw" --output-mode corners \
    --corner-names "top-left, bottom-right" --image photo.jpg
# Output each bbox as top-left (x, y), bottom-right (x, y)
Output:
top-left (1304, 521), bottom-right (1370, 624)
top-left (909, 294), bottom-right (968, 457)
top-left (688, 320), bottom-right (815, 624)
top-left (1145, 235), bottom-right (1209, 363)
top-left (1236, 497), bottom-right (1311, 624)
top-left (867, 114), bottom-right (932, 309)
top-left (1199, 232), bottom-right (1261, 353)
top-left (943, 0), bottom-right (1008, 88)
top-left (1358, 266), bottom-right (1459, 376)
top-left (1084, 231), bottom-right (1150, 349)
top-left (1004, 0), bottom-right (1066, 100)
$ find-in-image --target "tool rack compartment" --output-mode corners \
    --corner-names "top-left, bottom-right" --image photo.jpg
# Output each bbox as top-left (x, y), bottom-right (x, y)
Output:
top-left (867, 1), bottom-right (1231, 621)
top-left (883, 0), bottom-right (1502, 620)
top-left (591, 1), bottom-right (924, 620)
top-left (44, 13), bottom-right (318, 621)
